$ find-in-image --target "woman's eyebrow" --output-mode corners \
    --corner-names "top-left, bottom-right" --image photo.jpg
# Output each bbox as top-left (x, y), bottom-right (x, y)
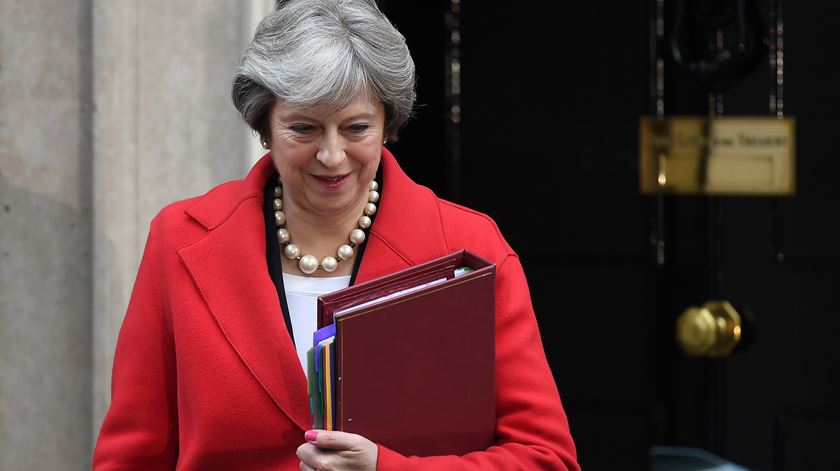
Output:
top-left (275, 111), bottom-right (317, 121)
top-left (342, 113), bottom-right (375, 122)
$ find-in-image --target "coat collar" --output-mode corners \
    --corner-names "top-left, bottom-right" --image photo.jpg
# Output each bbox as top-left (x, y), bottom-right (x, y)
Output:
top-left (356, 148), bottom-right (450, 281)
top-left (178, 149), bottom-right (449, 430)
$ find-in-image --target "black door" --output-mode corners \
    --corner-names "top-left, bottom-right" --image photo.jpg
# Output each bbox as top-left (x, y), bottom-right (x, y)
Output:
top-left (381, 1), bottom-right (840, 469)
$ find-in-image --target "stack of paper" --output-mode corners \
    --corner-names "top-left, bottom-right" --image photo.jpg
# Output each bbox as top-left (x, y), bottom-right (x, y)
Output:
top-left (307, 323), bottom-right (336, 430)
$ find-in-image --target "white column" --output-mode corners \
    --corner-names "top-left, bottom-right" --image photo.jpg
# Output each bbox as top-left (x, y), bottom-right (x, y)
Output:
top-left (91, 0), bottom-right (258, 439)
top-left (90, 0), bottom-right (142, 441)
top-left (244, 0), bottom-right (277, 167)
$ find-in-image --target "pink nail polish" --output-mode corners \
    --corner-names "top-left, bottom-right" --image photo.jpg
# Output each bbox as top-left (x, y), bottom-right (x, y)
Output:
top-left (305, 430), bottom-right (318, 442)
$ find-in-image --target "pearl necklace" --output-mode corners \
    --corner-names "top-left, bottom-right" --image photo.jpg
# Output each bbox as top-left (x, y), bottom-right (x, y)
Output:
top-left (273, 180), bottom-right (379, 275)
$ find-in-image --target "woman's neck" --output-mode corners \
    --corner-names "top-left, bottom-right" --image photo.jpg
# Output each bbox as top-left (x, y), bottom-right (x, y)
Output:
top-left (279, 193), bottom-right (368, 277)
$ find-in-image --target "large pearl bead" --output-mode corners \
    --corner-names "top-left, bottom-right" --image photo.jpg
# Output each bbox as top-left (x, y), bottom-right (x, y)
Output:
top-left (273, 198), bottom-right (283, 211)
top-left (276, 228), bottom-right (290, 244)
top-left (349, 228), bottom-right (366, 245)
top-left (337, 244), bottom-right (354, 260)
top-left (273, 186), bottom-right (282, 197)
top-left (274, 211), bottom-right (286, 226)
top-left (321, 256), bottom-right (338, 272)
top-left (298, 255), bottom-right (318, 274)
top-left (284, 243), bottom-right (300, 259)
top-left (368, 190), bottom-right (380, 203)
top-left (364, 203), bottom-right (377, 216)
top-left (358, 215), bottom-right (372, 229)
top-left (369, 181), bottom-right (379, 191)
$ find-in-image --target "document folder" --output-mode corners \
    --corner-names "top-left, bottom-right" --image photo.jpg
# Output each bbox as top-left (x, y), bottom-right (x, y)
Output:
top-left (315, 249), bottom-right (496, 456)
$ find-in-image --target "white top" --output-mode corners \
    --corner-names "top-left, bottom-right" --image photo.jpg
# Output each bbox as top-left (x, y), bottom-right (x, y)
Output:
top-left (282, 273), bottom-right (351, 377)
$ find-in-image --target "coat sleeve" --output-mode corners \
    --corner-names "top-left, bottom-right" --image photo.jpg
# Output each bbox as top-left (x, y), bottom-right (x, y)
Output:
top-left (92, 221), bottom-right (179, 470)
top-left (376, 254), bottom-right (579, 470)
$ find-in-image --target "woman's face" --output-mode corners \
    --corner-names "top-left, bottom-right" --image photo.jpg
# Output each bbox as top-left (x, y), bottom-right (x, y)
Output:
top-left (267, 95), bottom-right (385, 219)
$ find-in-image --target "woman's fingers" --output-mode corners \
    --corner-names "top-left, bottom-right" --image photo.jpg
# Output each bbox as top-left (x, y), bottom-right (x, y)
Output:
top-left (304, 429), bottom-right (362, 451)
top-left (297, 430), bottom-right (378, 470)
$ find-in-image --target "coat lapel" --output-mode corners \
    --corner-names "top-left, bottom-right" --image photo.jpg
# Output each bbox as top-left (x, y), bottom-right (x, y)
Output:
top-left (178, 156), bottom-right (311, 431)
top-left (355, 148), bottom-right (451, 283)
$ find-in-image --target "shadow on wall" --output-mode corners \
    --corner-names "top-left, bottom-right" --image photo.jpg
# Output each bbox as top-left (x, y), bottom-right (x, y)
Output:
top-left (0, 170), bottom-right (94, 470)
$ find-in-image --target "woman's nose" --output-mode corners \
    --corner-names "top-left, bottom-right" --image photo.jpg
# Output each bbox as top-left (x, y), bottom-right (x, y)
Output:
top-left (315, 132), bottom-right (346, 167)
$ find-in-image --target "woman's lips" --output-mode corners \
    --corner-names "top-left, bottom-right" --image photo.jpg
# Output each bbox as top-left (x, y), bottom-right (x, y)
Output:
top-left (313, 173), bottom-right (350, 189)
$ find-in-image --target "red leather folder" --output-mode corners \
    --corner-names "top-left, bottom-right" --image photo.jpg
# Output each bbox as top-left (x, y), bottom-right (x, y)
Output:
top-left (316, 249), bottom-right (496, 457)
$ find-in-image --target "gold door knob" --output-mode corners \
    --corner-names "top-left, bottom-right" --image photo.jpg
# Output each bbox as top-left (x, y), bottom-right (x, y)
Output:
top-left (676, 300), bottom-right (742, 357)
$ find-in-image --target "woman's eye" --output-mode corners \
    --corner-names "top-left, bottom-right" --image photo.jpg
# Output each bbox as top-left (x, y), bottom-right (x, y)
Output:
top-left (348, 124), bottom-right (369, 133)
top-left (290, 124), bottom-right (315, 134)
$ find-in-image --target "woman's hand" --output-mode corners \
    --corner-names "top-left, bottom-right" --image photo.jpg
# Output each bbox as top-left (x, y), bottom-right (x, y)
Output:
top-left (297, 430), bottom-right (378, 471)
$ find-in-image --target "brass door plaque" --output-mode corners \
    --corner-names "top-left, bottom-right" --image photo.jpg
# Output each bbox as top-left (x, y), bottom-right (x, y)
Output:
top-left (639, 116), bottom-right (796, 195)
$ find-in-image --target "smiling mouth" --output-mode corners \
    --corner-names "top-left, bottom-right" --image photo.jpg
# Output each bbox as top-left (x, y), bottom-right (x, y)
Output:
top-left (314, 173), bottom-right (350, 187)
top-left (315, 174), bottom-right (347, 182)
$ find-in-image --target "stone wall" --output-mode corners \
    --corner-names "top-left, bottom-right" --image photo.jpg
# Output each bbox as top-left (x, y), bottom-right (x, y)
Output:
top-left (0, 1), bottom-right (93, 468)
top-left (0, 1), bottom-right (272, 468)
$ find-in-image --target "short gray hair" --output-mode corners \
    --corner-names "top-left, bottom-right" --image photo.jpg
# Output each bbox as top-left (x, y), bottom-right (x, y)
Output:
top-left (231, 0), bottom-right (416, 141)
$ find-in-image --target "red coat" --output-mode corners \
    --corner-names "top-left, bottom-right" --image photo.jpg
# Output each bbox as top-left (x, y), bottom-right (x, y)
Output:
top-left (93, 149), bottom-right (579, 470)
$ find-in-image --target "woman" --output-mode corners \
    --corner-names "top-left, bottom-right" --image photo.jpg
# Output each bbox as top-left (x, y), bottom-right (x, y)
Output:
top-left (93, 1), bottom-right (579, 469)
